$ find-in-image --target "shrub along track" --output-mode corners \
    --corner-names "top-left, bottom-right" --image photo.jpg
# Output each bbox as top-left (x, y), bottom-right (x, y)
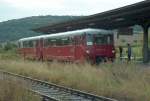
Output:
top-left (0, 69), bottom-right (118, 101)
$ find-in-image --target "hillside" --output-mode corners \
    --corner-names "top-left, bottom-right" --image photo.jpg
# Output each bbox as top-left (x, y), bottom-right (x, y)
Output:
top-left (0, 15), bottom-right (81, 42)
top-left (0, 15), bottom-right (143, 42)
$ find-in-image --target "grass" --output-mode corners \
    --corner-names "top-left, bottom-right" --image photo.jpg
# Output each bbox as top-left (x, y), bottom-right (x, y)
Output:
top-left (0, 79), bottom-right (41, 101)
top-left (0, 47), bottom-right (149, 101)
top-left (0, 48), bottom-right (20, 60)
top-left (0, 58), bottom-right (150, 101)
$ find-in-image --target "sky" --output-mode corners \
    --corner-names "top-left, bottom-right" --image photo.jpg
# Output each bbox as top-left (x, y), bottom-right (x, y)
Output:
top-left (0, 0), bottom-right (144, 22)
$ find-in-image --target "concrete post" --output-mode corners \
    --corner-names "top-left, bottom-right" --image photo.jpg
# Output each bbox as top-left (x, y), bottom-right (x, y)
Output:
top-left (142, 24), bottom-right (149, 63)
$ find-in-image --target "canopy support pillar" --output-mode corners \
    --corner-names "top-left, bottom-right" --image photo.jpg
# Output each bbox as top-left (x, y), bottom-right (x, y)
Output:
top-left (142, 23), bottom-right (149, 63)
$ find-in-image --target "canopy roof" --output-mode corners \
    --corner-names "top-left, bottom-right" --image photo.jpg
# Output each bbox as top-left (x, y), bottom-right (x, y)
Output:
top-left (34, 0), bottom-right (150, 34)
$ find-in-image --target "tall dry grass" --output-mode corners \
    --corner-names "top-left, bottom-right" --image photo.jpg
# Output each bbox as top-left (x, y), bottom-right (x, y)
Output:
top-left (0, 59), bottom-right (150, 101)
top-left (0, 79), bottom-right (41, 101)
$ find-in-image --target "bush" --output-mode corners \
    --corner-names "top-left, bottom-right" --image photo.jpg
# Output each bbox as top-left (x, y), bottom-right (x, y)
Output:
top-left (3, 42), bottom-right (17, 51)
top-left (0, 42), bottom-right (20, 60)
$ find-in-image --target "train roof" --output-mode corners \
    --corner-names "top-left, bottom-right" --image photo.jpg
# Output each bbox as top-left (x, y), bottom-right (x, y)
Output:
top-left (18, 28), bottom-right (113, 42)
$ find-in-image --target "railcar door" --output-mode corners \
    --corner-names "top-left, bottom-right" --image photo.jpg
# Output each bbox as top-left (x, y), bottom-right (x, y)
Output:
top-left (36, 38), bottom-right (44, 60)
top-left (93, 34), bottom-right (115, 62)
top-left (74, 34), bottom-right (85, 62)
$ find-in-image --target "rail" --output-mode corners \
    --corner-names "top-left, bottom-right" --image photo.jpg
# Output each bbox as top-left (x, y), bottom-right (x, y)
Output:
top-left (0, 70), bottom-right (118, 101)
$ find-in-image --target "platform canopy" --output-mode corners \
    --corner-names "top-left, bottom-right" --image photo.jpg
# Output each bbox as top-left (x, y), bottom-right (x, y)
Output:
top-left (34, 0), bottom-right (150, 34)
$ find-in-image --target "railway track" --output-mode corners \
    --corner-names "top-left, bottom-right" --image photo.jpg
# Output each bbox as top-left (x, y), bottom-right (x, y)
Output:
top-left (0, 70), bottom-right (118, 101)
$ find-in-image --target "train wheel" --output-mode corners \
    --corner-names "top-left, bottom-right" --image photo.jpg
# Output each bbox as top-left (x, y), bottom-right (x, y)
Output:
top-left (96, 57), bottom-right (103, 64)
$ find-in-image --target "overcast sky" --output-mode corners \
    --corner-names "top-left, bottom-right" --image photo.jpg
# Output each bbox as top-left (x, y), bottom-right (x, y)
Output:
top-left (0, 0), bottom-right (144, 22)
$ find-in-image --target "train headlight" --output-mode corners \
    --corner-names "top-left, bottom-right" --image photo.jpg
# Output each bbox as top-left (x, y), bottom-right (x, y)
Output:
top-left (86, 50), bottom-right (90, 54)
top-left (112, 50), bottom-right (115, 53)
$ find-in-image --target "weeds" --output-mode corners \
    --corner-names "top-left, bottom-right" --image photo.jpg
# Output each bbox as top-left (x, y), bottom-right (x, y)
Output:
top-left (0, 79), bottom-right (41, 101)
top-left (0, 59), bottom-right (149, 101)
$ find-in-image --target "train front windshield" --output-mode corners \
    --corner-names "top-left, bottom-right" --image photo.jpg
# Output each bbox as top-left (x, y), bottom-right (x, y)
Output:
top-left (86, 34), bottom-right (113, 45)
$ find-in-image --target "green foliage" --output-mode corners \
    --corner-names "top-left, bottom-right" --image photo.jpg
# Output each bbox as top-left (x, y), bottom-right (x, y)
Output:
top-left (121, 39), bottom-right (126, 43)
top-left (0, 15), bottom-right (82, 42)
top-left (0, 44), bottom-right (2, 48)
top-left (0, 42), bottom-right (20, 60)
top-left (3, 42), bottom-right (17, 51)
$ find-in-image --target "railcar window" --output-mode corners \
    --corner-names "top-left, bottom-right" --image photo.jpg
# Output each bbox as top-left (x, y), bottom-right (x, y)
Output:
top-left (62, 38), bottom-right (71, 45)
top-left (44, 39), bottom-right (48, 47)
top-left (56, 38), bottom-right (62, 46)
top-left (109, 35), bottom-right (114, 44)
top-left (94, 35), bottom-right (113, 45)
top-left (61, 37), bottom-right (73, 45)
top-left (44, 39), bottom-right (48, 46)
top-left (62, 38), bottom-right (68, 45)
top-left (33, 40), bottom-right (36, 47)
top-left (68, 37), bottom-right (73, 45)
top-left (86, 34), bottom-right (93, 45)
top-left (51, 39), bottom-right (56, 46)
top-left (45, 38), bottom-right (52, 47)
top-left (19, 42), bottom-right (23, 48)
top-left (44, 38), bottom-right (57, 47)
top-left (23, 41), bottom-right (27, 48)
top-left (48, 39), bottom-right (52, 46)
top-left (75, 35), bottom-right (83, 45)
top-left (28, 41), bottom-right (33, 47)
top-left (44, 37), bottom-right (73, 47)
top-left (18, 42), bottom-right (21, 48)
top-left (95, 36), bottom-right (107, 45)
top-left (22, 40), bottom-right (35, 48)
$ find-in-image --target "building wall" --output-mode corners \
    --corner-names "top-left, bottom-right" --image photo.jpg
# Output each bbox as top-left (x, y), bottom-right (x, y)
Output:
top-left (114, 33), bottom-right (143, 46)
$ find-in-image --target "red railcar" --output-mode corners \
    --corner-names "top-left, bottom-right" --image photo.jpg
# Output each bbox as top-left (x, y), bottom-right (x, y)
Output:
top-left (18, 29), bottom-right (115, 63)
